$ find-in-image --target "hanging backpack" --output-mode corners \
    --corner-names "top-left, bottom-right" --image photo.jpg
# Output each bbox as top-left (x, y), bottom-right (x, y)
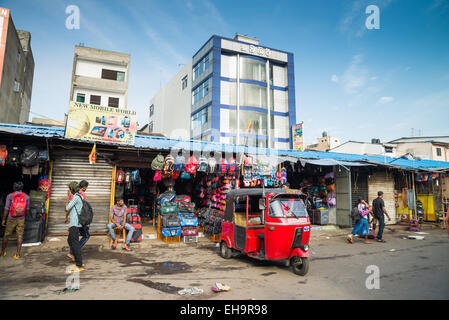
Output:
top-left (20, 145), bottom-right (39, 167)
top-left (7, 146), bottom-right (21, 166)
top-left (181, 171), bottom-right (191, 180)
top-left (208, 157), bottom-right (217, 174)
top-left (219, 158), bottom-right (228, 174)
top-left (10, 192), bottom-right (27, 218)
top-left (228, 157), bottom-right (237, 173)
top-left (0, 145), bottom-right (8, 166)
top-left (281, 167), bottom-right (287, 184)
top-left (151, 153), bottom-right (165, 171)
top-left (132, 169), bottom-right (141, 184)
top-left (153, 171), bottom-right (162, 182)
top-left (197, 157), bottom-right (208, 173)
top-left (124, 171), bottom-right (133, 191)
top-left (185, 155), bottom-right (198, 174)
top-left (164, 154), bottom-right (175, 173)
top-left (116, 170), bottom-right (125, 184)
top-left (75, 193), bottom-right (94, 227)
top-left (38, 149), bottom-right (49, 162)
top-left (174, 154), bottom-right (186, 171)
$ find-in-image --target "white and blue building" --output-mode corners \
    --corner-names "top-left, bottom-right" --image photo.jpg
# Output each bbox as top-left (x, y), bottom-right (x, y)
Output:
top-left (148, 34), bottom-right (296, 149)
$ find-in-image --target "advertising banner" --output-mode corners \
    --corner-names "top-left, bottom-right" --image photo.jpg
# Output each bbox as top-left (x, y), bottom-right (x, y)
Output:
top-left (65, 101), bottom-right (137, 145)
top-left (0, 7), bottom-right (10, 89)
top-left (292, 122), bottom-right (304, 151)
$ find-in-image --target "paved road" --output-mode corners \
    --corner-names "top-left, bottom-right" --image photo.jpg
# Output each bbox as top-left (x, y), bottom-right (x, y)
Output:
top-left (0, 226), bottom-right (448, 300)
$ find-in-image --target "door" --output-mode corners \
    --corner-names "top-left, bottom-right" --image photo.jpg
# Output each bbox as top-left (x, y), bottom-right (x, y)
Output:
top-left (47, 151), bottom-right (113, 234)
top-left (335, 166), bottom-right (352, 227)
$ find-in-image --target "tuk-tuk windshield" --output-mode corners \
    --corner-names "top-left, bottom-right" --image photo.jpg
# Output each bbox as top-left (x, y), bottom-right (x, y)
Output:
top-left (269, 197), bottom-right (308, 218)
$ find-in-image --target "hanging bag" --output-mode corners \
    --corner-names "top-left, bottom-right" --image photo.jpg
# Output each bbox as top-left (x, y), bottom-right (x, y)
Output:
top-left (185, 155), bottom-right (198, 175)
top-left (0, 145), bottom-right (8, 166)
top-left (197, 157), bottom-right (208, 173)
top-left (151, 153), bottom-right (165, 171)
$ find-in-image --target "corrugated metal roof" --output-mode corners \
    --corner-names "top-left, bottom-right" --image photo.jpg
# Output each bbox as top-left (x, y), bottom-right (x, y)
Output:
top-left (0, 123), bottom-right (448, 172)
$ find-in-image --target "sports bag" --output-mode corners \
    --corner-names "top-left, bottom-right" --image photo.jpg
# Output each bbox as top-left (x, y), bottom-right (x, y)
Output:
top-left (37, 149), bottom-right (49, 162)
top-left (174, 154), bottom-right (186, 171)
top-left (124, 171), bottom-right (133, 191)
top-left (10, 192), bottom-right (27, 218)
top-left (151, 153), bottom-right (165, 171)
top-left (116, 170), bottom-right (125, 184)
top-left (158, 190), bottom-right (176, 204)
top-left (174, 195), bottom-right (191, 203)
top-left (160, 202), bottom-right (178, 214)
top-left (219, 158), bottom-right (228, 173)
top-left (179, 201), bottom-right (195, 213)
top-left (162, 214), bottom-right (181, 227)
top-left (185, 155), bottom-right (198, 174)
top-left (132, 169), bottom-right (141, 184)
top-left (181, 171), bottom-right (191, 179)
top-left (130, 225), bottom-right (142, 242)
top-left (7, 146), bottom-right (21, 166)
top-left (228, 157), bottom-right (237, 173)
top-left (162, 226), bottom-right (182, 237)
top-left (197, 157), bottom-right (208, 173)
top-left (179, 214), bottom-right (198, 227)
top-left (75, 193), bottom-right (94, 227)
top-left (0, 145), bottom-right (8, 166)
top-left (182, 226), bottom-right (198, 236)
top-left (20, 145), bottom-right (39, 167)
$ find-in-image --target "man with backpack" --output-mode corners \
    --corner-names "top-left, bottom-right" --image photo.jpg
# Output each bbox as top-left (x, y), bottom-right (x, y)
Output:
top-left (372, 191), bottom-right (391, 243)
top-left (1, 182), bottom-right (30, 259)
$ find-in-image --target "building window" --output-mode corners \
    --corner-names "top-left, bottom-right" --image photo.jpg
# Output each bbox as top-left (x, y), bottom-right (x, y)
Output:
top-left (191, 107), bottom-right (210, 130)
top-left (108, 97), bottom-right (119, 108)
top-left (192, 80), bottom-right (210, 104)
top-left (17, 51), bottom-right (21, 63)
top-left (182, 76), bottom-right (188, 90)
top-left (90, 95), bottom-right (101, 105)
top-left (150, 104), bottom-right (154, 117)
top-left (193, 53), bottom-right (211, 81)
top-left (240, 57), bottom-right (266, 83)
top-left (101, 69), bottom-right (125, 81)
top-left (13, 80), bottom-right (20, 92)
top-left (436, 148), bottom-right (442, 157)
top-left (76, 93), bottom-right (86, 103)
top-left (149, 121), bottom-right (153, 133)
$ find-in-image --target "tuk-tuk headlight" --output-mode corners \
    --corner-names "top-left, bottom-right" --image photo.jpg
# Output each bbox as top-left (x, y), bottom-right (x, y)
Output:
top-left (301, 244), bottom-right (309, 252)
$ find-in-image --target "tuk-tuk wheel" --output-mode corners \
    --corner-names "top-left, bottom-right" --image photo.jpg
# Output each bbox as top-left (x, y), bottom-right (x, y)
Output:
top-left (290, 257), bottom-right (309, 276)
top-left (220, 241), bottom-right (232, 259)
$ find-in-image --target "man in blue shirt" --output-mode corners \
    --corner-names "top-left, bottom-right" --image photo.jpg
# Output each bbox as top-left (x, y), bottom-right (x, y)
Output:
top-left (66, 189), bottom-right (84, 272)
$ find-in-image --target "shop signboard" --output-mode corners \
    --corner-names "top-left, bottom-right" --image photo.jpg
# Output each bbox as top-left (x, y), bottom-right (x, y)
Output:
top-left (65, 101), bottom-right (137, 145)
top-left (292, 122), bottom-right (304, 151)
top-left (0, 7), bottom-right (10, 88)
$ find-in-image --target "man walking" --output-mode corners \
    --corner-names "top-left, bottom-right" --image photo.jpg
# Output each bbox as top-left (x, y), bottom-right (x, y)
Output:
top-left (372, 191), bottom-right (391, 243)
top-left (107, 198), bottom-right (134, 251)
top-left (66, 186), bottom-right (85, 272)
top-left (1, 182), bottom-right (29, 259)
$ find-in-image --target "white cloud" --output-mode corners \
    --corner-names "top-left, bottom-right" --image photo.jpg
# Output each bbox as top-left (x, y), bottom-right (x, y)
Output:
top-left (331, 74), bottom-right (339, 83)
top-left (341, 54), bottom-right (368, 94)
top-left (378, 96), bottom-right (394, 104)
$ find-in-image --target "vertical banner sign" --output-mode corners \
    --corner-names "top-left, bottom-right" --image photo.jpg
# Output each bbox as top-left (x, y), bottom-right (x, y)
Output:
top-left (0, 7), bottom-right (10, 89)
top-left (292, 122), bottom-right (304, 150)
top-left (65, 101), bottom-right (137, 145)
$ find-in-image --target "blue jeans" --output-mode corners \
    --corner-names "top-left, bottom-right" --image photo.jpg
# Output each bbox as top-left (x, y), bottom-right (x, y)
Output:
top-left (107, 222), bottom-right (135, 245)
top-left (70, 226), bottom-right (90, 255)
top-left (377, 215), bottom-right (385, 240)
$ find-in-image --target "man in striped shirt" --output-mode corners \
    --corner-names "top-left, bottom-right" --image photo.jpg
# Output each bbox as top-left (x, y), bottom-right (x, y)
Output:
top-left (107, 198), bottom-right (134, 251)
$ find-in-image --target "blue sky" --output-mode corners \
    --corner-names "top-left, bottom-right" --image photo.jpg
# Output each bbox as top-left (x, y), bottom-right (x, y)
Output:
top-left (3, 0), bottom-right (449, 145)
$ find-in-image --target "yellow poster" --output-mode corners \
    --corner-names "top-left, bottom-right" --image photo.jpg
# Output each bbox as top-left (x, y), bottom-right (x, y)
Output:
top-left (65, 101), bottom-right (137, 145)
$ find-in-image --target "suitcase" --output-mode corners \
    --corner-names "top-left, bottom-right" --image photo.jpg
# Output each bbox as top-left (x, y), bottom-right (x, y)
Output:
top-left (179, 214), bottom-right (198, 227)
top-left (179, 201), bottom-right (195, 213)
top-left (162, 226), bottom-right (182, 237)
top-left (182, 226), bottom-right (198, 236)
top-left (130, 223), bottom-right (142, 242)
top-left (160, 202), bottom-right (178, 214)
top-left (23, 218), bottom-right (45, 244)
top-left (162, 214), bottom-right (180, 227)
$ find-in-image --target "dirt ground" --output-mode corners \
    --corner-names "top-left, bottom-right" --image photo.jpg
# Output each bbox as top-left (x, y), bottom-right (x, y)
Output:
top-left (0, 223), bottom-right (448, 300)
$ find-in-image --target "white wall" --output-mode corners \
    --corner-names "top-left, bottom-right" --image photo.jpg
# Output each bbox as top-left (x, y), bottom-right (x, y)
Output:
top-left (73, 88), bottom-right (125, 109)
top-left (75, 59), bottom-right (127, 79)
top-left (331, 142), bottom-right (396, 157)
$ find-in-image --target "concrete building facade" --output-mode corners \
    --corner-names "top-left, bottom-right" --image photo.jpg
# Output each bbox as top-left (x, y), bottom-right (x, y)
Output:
top-left (149, 34), bottom-right (296, 149)
top-left (389, 136), bottom-right (449, 162)
top-left (0, 7), bottom-right (34, 124)
top-left (329, 140), bottom-right (397, 157)
top-left (306, 133), bottom-right (341, 152)
top-left (70, 45), bottom-right (130, 109)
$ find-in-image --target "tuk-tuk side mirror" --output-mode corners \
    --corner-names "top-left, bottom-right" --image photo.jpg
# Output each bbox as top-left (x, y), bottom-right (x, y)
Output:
top-left (259, 198), bottom-right (266, 210)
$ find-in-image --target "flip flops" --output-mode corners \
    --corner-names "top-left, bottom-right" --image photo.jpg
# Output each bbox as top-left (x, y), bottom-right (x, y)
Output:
top-left (212, 283), bottom-right (230, 293)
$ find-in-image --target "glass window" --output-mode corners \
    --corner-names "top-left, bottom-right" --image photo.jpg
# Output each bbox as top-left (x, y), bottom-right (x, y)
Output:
top-left (191, 107), bottom-right (210, 131)
top-left (271, 64), bottom-right (287, 87)
top-left (240, 57), bottom-right (266, 83)
top-left (220, 81), bottom-right (237, 106)
top-left (240, 82), bottom-right (267, 109)
top-left (76, 93), bottom-right (85, 103)
top-left (90, 95), bottom-right (101, 105)
top-left (150, 104), bottom-right (154, 116)
top-left (437, 148), bottom-right (442, 157)
top-left (182, 76), bottom-right (188, 90)
top-left (239, 110), bottom-right (268, 136)
top-left (108, 97), bottom-right (119, 108)
top-left (192, 80), bottom-right (210, 104)
top-left (117, 71), bottom-right (125, 82)
top-left (193, 53), bottom-right (211, 81)
top-left (13, 80), bottom-right (20, 92)
top-left (269, 197), bottom-right (308, 218)
top-left (149, 121), bottom-right (153, 133)
top-left (270, 89), bottom-right (288, 112)
top-left (221, 54), bottom-right (237, 78)
top-left (220, 108), bottom-right (237, 133)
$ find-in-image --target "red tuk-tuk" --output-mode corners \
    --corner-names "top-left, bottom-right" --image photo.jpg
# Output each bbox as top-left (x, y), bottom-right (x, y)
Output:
top-left (219, 188), bottom-right (310, 276)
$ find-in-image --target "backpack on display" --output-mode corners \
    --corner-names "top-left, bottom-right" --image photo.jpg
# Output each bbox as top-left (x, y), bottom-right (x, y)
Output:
top-left (207, 157), bottom-right (217, 173)
top-left (116, 170), bottom-right (125, 184)
top-left (181, 171), bottom-right (191, 180)
top-left (228, 157), bottom-right (237, 174)
top-left (132, 169), bottom-right (141, 184)
top-left (20, 145), bottom-right (39, 167)
top-left (0, 145), bottom-right (8, 166)
top-left (124, 171), bottom-right (133, 191)
top-left (219, 158), bottom-right (228, 173)
top-left (38, 149), bottom-right (49, 162)
top-left (10, 192), bottom-right (27, 218)
top-left (164, 154), bottom-right (175, 173)
top-left (197, 157), bottom-right (208, 173)
top-left (185, 155), bottom-right (198, 174)
top-left (7, 146), bottom-right (21, 166)
top-left (151, 153), bottom-right (165, 171)
top-left (75, 193), bottom-right (94, 227)
top-left (174, 154), bottom-right (186, 171)
top-left (153, 171), bottom-right (162, 182)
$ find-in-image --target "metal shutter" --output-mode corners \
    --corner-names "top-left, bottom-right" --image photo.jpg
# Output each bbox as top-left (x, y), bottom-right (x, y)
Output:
top-left (47, 152), bottom-right (112, 234)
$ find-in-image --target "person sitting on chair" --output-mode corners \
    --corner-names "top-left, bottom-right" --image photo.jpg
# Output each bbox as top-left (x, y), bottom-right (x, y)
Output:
top-left (107, 198), bottom-right (134, 251)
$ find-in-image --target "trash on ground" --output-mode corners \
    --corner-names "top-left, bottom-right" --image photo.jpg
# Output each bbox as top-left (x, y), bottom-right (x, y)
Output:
top-left (212, 282), bottom-right (230, 292)
top-left (22, 242), bottom-right (42, 247)
top-left (408, 235), bottom-right (425, 240)
top-left (178, 287), bottom-right (203, 295)
top-left (414, 232), bottom-right (428, 235)
top-left (325, 237), bottom-right (330, 240)
top-left (215, 243), bottom-right (220, 247)
top-left (48, 238), bottom-right (61, 241)
top-left (210, 261), bottom-right (220, 266)
top-left (389, 249), bottom-right (396, 252)
top-left (56, 287), bottom-right (79, 295)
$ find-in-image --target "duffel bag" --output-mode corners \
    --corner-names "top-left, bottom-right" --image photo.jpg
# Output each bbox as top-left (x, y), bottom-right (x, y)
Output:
top-left (158, 190), bottom-right (176, 204)
top-left (162, 214), bottom-right (180, 227)
top-left (160, 202), bottom-right (178, 214)
top-left (179, 201), bottom-right (195, 213)
top-left (180, 215), bottom-right (198, 227)
top-left (162, 227), bottom-right (182, 237)
top-left (182, 226), bottom-right (198, 236)
top-left (174, 195), bottom-right (191, 202)
top-left (30, 190), bottom-right (47, 202)
top-left (130, 224), bottom-right (142, 242)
